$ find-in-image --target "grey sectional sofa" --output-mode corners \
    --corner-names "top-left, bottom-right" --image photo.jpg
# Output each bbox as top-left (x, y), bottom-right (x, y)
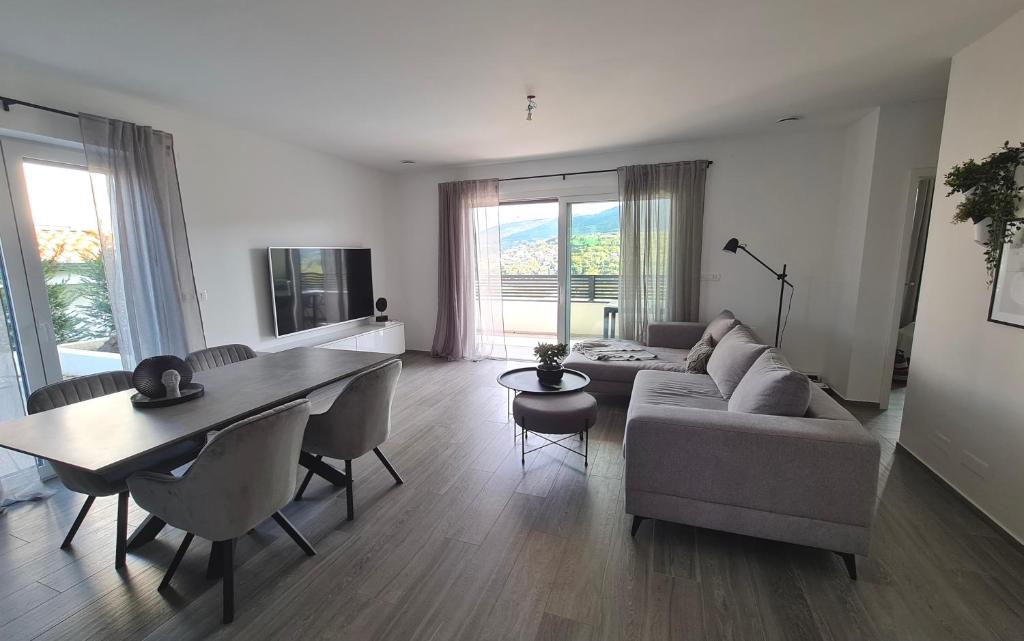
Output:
top-left (568, 312), bottom-right (881, 578)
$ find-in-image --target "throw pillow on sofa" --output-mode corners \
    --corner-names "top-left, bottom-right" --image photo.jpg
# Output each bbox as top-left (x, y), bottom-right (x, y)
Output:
top-left (706, 324), bottom-right (769, 399)
top-left (685, 334), bottom-right (715, 374)
top-left (702, 309), bottom-right (739, 343)
top-left (729, 348), bottom-right (811, 416)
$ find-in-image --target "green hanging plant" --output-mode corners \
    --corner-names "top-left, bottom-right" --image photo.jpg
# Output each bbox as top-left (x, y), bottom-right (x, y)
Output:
top-left (945, 141), bottom-right (1024, 279)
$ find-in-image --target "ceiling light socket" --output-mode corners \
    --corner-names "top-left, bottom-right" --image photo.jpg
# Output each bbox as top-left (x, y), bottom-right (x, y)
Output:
top-left (526, 95), bottom-right (537, 121)
top-left (399, 160), bottom-right (416, 164)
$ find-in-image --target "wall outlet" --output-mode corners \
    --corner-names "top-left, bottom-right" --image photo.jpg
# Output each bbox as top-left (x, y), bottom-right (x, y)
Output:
top-left (701, 272), bottom-right (721, 282)
top-left (961, 450), bottom-right (990, 479)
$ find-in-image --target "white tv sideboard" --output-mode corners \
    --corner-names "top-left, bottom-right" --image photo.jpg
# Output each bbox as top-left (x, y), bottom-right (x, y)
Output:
top-left (316, 320), bottom-right (405, 354)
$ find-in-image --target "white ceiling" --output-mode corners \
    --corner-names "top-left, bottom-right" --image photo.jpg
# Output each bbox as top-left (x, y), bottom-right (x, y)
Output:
top-left (1, 0), bottom-right (1021, 169)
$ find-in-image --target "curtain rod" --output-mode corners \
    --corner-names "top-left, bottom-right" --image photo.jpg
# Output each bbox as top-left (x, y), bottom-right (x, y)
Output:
top-left (0, 94), bottom-right (720, 175)
top-left (497, 161), bottom-right (713, 183)
top-left (0, 94), bottom-right (79, 119)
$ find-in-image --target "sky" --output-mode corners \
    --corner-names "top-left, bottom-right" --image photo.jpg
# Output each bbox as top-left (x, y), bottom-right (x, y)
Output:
top-left (495, 200), bottom-right (616, 226)
top-left (21, 162), bottom-right (108, 230)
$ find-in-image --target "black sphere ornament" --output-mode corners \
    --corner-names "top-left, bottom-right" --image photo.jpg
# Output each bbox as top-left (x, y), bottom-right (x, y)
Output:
top-left (375, 297), bottom-right (389, 322)
top-left (132, 355), bottom-right (193, 399)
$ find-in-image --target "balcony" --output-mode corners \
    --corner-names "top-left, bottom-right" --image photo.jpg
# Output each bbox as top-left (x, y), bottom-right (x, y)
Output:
top-left (499, 274), bottom-right (619, 360)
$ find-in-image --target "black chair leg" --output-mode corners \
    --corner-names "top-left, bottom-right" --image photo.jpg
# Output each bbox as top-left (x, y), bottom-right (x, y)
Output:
top-left (61, 495), bottom-right (95, 549)
top-left (271, 511), bottom-right (316, 556)
top-left (373, 447), bottom-right (404, 484)
top-left (630, 515), bottom-right (648, 537)
top-left (207, 540), bottom-right (223, 579)
top-left (345, 459), bottom-right (354, 521)
top-left (221, 539), bottom-right (235, 624)
top-left (115, 491), bottom-right (129, 569)
top-left (294, 456), bottom-right (320, 500)
top-left (837, 552), bottom-right (858, 580)
top-left (160, 533), bottom-right (195, 590)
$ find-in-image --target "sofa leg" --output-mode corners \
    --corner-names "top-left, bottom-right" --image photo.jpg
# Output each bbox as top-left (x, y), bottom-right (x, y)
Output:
top-left (837, 551), bottom-right (857, 580)
top-left (630, 515), bottom-right (648, 537)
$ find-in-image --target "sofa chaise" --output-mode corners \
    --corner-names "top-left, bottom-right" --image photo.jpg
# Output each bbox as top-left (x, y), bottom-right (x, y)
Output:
top-left (569, 311), bottom-right (881, 578)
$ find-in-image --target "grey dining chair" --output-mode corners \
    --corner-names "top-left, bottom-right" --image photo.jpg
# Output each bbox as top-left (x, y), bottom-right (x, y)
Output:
top-left (294, 359), bottom-right (403, 521)
top-left (186, 344), bottom-right (257, 372)
top-left (128, 399), bottom-right (314, 624)
top-left (26, 371), bottom-right (205, 569)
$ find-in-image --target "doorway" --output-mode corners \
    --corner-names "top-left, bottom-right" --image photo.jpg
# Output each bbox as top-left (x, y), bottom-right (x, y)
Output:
top-left (881, 170), bottom-right (935, 410)
top-left (496, 195), bottom-right (619, 360)
top-left (0, 136), bottom-right (119, 483)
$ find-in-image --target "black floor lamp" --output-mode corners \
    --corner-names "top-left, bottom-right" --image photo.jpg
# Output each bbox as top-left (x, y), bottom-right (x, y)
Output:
top-left (722, 238), bottom-right (794, 347)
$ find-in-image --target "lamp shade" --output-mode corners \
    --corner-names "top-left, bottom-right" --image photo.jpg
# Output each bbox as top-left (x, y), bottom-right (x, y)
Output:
top-left (723, 237), bottom-right (740, 253)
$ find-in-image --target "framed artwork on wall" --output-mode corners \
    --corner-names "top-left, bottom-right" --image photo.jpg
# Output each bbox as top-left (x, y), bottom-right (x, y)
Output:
top-left (988, 224), bottom-right (1024, 328)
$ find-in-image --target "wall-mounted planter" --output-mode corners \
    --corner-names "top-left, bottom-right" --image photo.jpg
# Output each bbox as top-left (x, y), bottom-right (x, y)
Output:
top-left (974, 217), bottom-right (992, 245)
top-left (945, 141), bottom-right (1024, 279)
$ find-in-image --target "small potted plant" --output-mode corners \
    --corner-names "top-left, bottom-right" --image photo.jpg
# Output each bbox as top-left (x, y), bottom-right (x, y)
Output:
top-left (533, 342), bottom-right (568, 386)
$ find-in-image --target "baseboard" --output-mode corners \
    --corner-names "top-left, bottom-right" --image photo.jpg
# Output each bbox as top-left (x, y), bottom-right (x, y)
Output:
top-left (824, 385), bottom-right (879, 409)
top-left (895, 442), bottom-right (1024, 553)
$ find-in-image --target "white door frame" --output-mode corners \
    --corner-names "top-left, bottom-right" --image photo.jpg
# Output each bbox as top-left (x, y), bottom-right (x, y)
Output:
top-left (559, 193), bottom-right (618, 342)
top-left (0, 138), bottom-right (92, 385)
top-left (876, 167), bottom-right (936, 408)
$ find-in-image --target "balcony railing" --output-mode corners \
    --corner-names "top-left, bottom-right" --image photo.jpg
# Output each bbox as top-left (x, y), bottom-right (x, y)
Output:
top-left (499, 274), bottom-right (619, 302)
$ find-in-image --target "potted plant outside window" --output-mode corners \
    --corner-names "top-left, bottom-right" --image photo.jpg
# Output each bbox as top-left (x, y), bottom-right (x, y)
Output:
top-left (533, 342), bottom-right (568, 386)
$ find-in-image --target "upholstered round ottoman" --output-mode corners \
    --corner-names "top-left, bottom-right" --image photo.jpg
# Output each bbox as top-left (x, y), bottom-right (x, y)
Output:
top-left (512, 391), bottom-right (597, 466)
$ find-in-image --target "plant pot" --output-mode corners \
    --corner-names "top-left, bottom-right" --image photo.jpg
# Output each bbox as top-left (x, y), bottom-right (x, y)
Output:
top-left (536, 365), bottom-right (565, 386)
top-left (974, 217), bottom-right (992, 245)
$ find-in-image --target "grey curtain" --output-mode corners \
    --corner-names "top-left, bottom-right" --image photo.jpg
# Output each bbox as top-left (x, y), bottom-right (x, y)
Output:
top-left (431, 179), bottom-right (505, 361)
top-left (80, 114), bottom-right (206, 366)
top-left (618, 161), bottom-right (709, 343)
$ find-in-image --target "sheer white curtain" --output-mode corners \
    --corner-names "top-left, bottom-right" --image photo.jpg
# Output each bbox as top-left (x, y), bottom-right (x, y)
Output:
top-left (431, 179), bottom-right (507, 360)
top-left (80, 114), bottom-right (206, 366)
top-left (619, 161), bottom-right (709, 343)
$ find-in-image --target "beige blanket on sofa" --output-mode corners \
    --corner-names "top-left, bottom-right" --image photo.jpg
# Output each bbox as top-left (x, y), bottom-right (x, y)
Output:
top-left (572, 340), bottom-right (658, 361)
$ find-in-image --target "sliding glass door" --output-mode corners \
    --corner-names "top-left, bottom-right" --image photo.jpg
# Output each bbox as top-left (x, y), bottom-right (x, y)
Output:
top-left (497, 200), bottom-right (560, 360)
top-left (566, 199), bottom-right (620, 342)
top-left (0, 138), bottom-right (120, 384)
top-left (496, 195), bottom-right (619, 359)
top-left (0, 137), bottom-right (119, 482)
top-left (0, 258), bottom-right (36, 479)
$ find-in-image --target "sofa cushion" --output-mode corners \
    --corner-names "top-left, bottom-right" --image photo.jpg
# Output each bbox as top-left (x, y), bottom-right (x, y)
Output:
top-left (630, 370), bottom-right (728, 411)
top-left (701, 310), bottom-right (739, 343)
top-left (564, 344), bottom-right (691, 384)
top-left (706, 325), bottom-right (769, 399)
top-left (729, 349), bottom-right (810, 416)
top-left (684, 334), bottom-right (715, 374)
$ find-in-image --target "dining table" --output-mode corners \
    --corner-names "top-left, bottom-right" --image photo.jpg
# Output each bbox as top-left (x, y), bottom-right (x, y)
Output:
top-left (0, 346), bottom-right (398, 548)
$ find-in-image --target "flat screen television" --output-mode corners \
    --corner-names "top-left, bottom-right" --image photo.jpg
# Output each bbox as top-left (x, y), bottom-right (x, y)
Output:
top-left (268, 247), bottom-right (374, 337)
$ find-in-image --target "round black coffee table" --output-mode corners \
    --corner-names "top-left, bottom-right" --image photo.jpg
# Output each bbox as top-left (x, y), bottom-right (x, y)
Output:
top-left (497, 367), bottom-right (591, 428)
top-left (496, 367), bottom-right (591, 395)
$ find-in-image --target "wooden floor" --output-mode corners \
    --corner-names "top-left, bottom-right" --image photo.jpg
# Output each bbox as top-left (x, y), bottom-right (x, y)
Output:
top-left (1, 352), bottom-right (1023, 640)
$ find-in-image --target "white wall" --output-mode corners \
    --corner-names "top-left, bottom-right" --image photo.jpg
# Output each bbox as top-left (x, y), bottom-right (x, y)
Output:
top-left (394, 129), bottom-right (854, 374)
top-left (901, 9), bottom-right (1024, 542)
top-left (826, 109), bottom-right (880, 396)
top-left (0, 55), bottom-right (400, 353)
top-left (824, 100), bottom-right (946, 403)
